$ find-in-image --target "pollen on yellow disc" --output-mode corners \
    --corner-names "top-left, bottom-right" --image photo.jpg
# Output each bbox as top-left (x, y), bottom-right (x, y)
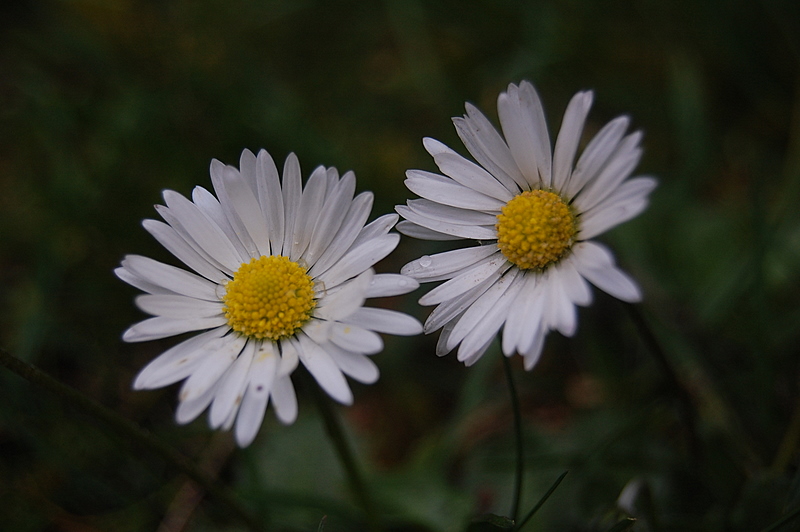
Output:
top-left (223, 255), bottom-right (316, 341)
top-left (496, 190), bottom-right (577, 270)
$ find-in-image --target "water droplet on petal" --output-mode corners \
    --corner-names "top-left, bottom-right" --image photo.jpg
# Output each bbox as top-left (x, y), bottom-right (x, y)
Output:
top-left (419, 256), bottom-right (432, 268)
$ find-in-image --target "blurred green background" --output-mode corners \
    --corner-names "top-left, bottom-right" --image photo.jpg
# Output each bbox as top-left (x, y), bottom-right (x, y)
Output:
top-left (2, 0), bottom-right (800, 530)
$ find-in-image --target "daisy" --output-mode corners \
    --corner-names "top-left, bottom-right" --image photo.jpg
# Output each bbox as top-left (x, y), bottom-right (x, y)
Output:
top-left (397, 81), bottom-right (655, 369)
top-left (117, 149), bottom-right (422, 447)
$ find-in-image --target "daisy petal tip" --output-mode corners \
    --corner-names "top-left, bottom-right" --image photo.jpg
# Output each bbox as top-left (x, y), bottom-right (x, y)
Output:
top-left (407, 319), bottom-right (424, 336)
top-left (235, 430), bottom-right (257, 448)
top-left (131, 373), bottom-right (151, 390)
top-left (623, 285), bottom-right (644, 303)
top-left (276, 409), bottom-right (297, 426)
top-left (422, 137), bottom-right (447, 155)
top-left (121, 328), bottom-right (141, 343)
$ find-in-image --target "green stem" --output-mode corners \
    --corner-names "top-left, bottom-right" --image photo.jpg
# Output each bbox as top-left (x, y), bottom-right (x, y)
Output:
top-left (306, 372), bottom-right (380, 532)
top-left (0, 347), bottom-right (264, 532)
top-left (623, 303), bottom-right (701, 458)
top-left (515, 470), bottom-right (568, 531)
top-left (502, 354), bottom-right (524, 523)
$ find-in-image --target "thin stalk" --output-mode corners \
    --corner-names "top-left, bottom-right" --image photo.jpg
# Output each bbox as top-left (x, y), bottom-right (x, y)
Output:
top-left (623, 304), bottom-right (701, 459)
top-left (515, 470), bottom-right (569, 531)
top-left (0, 347), bottom-right (264, 532)
top-left (502, 354), bottom-right (524, 523)
top-left (305, 372), bottom-right (380, 532)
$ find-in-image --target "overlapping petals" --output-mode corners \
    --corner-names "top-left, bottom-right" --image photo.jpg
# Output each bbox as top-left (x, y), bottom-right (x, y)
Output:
top-left (397, 81), bottom-right (654, 369)
top-left (118, 149), bottom-right (422, 446)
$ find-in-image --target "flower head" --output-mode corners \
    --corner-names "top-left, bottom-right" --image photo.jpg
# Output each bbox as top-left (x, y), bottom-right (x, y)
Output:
top-left (397, 81), bottom-right (655, 369)
top-left (118, 149), bottom-right (422, 446)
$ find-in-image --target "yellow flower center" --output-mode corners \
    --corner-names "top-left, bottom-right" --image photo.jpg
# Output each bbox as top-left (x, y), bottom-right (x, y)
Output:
top-left (495, 190), bottom-right (577, 270)
top-left (222, 255), bottom-right (316, 341)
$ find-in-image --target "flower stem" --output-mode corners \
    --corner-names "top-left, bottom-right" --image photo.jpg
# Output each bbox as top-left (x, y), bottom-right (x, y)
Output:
top-left (502, 353), bottom-right (524, 523)
top-left (514, 470), bottom-right (568, 531)
top-left (305, 372), bottom-right (380, 532)
top-left (0, 346), bottom-right (264, 532)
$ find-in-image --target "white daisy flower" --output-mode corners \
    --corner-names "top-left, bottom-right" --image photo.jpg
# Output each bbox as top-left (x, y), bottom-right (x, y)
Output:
top-left (397, 81), bottom-right (655, 370)
top-left (117, 148), bottom-right (422, 447)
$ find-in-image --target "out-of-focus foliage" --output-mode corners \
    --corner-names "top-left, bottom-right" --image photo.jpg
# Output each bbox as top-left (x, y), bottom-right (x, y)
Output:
top-left (1, 0), bottom-right (800, 530)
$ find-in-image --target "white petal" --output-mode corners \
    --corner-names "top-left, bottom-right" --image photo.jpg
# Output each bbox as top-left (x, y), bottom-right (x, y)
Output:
top-left (308, 192), bottom-right (374, 278)
top-left (281, 153), bottom-right (303, 257)
top-left (572, 242), bottom-right (642, 302)
top-left (366, 274), bottom-right (419, 297)
top-left (296, 334), bottom-right (353, 405)
top-left (418, 254), bottom-right (509, 306)
top-left (423, 273), bottom-right (500, 333)
top-left (459, 333), bottom-right (496, 367)
top-left (234, 341), bottom-right (279, 446)
top-left (122, 315), bottom-right (228, 342)
top-left (564, 116), bottom-right (630, 200)
top-left (396, 205), bottom-right (496, 240)
top-left (142, 219), bottom-right (226, 283)
top-left (395, 221), bottom-right (463, 241)
top-left (541, 268), bottom-right (578, 337)
top-left (314, 269), bottom-right (373, 320)
top-left (579, 198), bottom-right (649, 240)
top-left (498, 81), bottom-right (552, 189)
top-left (277, 338), bottom-right (299, 376)
top-left (188, 187), bottom-right (250, 267)
top-left (578, 176), bottom-right (656, 239)
top-left (345, 308), bottom-right (423, 336)
top-left (352, 213), bottom-right (398, 248)
top-left (424, 137), bottom-right (515, 201)
top-left (404, 172), bottom-right (506, 211)
top-left (502, 274), bottom-right (545, 356)
top-left (221, 164), bottom-right (271, 257)
top-left (154, 203), bottom-right (222, 270)
top-left (178, 334), bottom-right (247, 403)
top-left (316, 234), bottom-right (399, 289)
top-left (255, 149), bottom-right (286, 254)
top-left (554, 258), bottom-right (593, 307)
top-left (175, 379), bottom-right (218, 425)
top-left (454, 104), bottom-right (526, 190)
top-left (270, 372), bottom-right (298, 424)
top-left (135, 294), bottom-right (223, 319)
top-left (209, 339), bottom-right (256, 428)
top-left (552, 91), bottom-right (593, 192)
top-left (326, 343), bottom-right (380, 384)
top-left (250, 341), bottom-right (280, 391)
top-left (573, 132), bottom-right (643, 213)
top-left (290, 165), bottom-right (328, 260)
top-left (121, 255), bottom-right (220, 301)
top-left (235, 380), bottom-right (269, 447)
top-left (208, 160), bottom-right (259, 260)
top-left (587, 176), bottom-right (657, 216)
top-left (454, 269), bottom-right (522, 359)
top-left (132, 326), bottom-right (227, 389)
top-left (402, 245), bottom-right (499, 282)
top-left (521, 330), bottom-right (547, 370)
top-left (404, 197), bottom-right (499, 226)
top-left (115, 266), bottom-right (173, 296)
top-left (435, 319), bottom-right (458, 356)
top-left (163, 189), bottom-right (244, 270)
top-left (330, 322), bottom-right (384, 354)
top-left (305, 171), bottom-right (356, 266)
top-left (448, 268), bottom-right (520, 352)
top-left (238, 149), bottom-right (259, 195)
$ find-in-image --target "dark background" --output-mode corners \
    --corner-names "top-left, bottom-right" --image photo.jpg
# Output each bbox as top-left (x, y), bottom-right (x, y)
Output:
top-left (1, 0), bottom-right (800, 530)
